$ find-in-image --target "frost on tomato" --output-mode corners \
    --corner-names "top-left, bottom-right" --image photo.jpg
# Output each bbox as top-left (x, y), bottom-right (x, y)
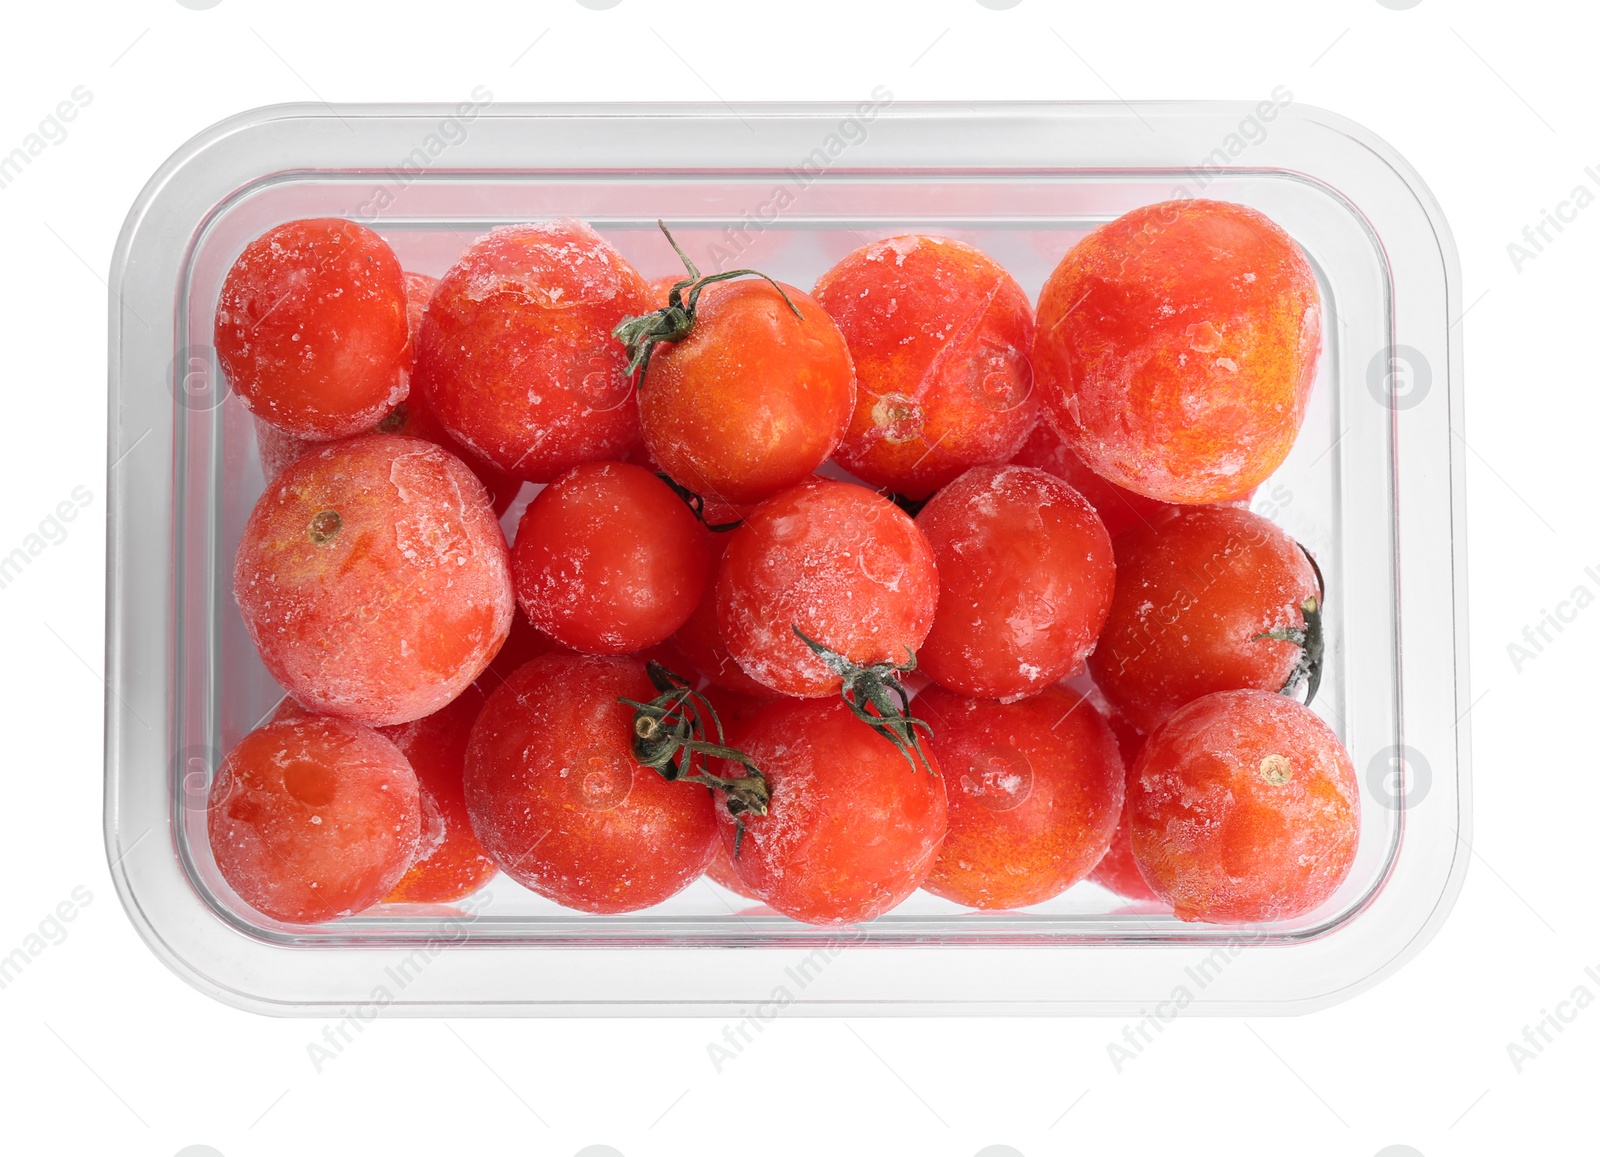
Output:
top-left (234, 434), bottom-right (515, 727)
top-left (1089, 505), bottom-right (1321, 732)
top-left (207, 716), bottom-right (421, 924)
top-left (1129, 689), bottom-right (1359, 924)
top-left (916, 464), bottom-right (1115, 701)
top-left (216, 217), bottom-right (411, 441)
top-left (813, 234), bottom-right (1037, 500)
top-left (717, 479), bottom-right (938, 698)
top-left (712, 697), bottom-right (948, 926)
top-left (415, 220), bottom-right (654, 482)
top-left (1034, 199), bottom-right (1322, 504)
top-left (511, 461), bottom-right (712, 655)
top-left (463, 653), bottom-right (719, 914)
top-left (917, 685), bottom-right (1122, 910)
top-left (378, 684), bottom-right (499, 904)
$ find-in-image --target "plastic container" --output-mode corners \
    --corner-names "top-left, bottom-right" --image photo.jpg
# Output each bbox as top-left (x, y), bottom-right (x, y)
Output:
top-left (105, 101), bottom-right (1469, 1016)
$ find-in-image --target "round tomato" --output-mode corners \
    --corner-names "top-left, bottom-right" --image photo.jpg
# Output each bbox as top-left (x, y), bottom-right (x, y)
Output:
top-left (463, 653), bottom-right (719, 914)
top-left (511, 461), bottom-right (712, 655)
top-left (916, 464), bottom-right (1114, 701)
top-left (216, 217), bottom-right (411, 440)
top-left (918, 685), bottom-right (1123, 910)
top-left (812, 234), bottom-right (1036, 499)
top-left (718, 478), bottom-right (938, 698)
top-left (667, 535), bottom-right (782, 698)
top-left (713, 696), bottom-right (948, 926)
top-left (1089, 505), bottom-right (1322, 732)
top-left (234, 435), bottom-right (514, 727)
top-left (207, 715), bottom-right (421, 924)
top-left (1129, 689), bottom-right (1359, 924)
top-left (416, 219), bottom-right (654, 482)
top-left (1034, 199), bottom-right (1322, 504)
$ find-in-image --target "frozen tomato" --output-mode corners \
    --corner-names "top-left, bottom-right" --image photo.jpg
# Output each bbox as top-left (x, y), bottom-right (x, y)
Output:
top-left (378, 685), bottom-right (499, 904)
top-left (1010, 420), bottom-right (1174, 539)
top-left (1089, 505), bottom-right (1322, 732)
top-left (667, 535), bottom-right (780, 699)
top-left (713, 697), bottom-right (947, 925)
top-left (234, 434), bottom-right (514, 727)
top-left (1130, 689), bottom-right (1358, 924)
top-left (918, 686), bottom-right (1123, 909)
top-left (1034, 199), bottom-right (1322, 504)
top-left (813, 235), bottom-right (1036, 499)
top-left (704, 839), bottom-right (760, 901)
top-left (463, 653), bottom-right (719, 913)
top-left (478, 612), bottom-right (564, 693)
top-left (511, 461), bottom-right (712, 655)
top-left (216, 217), bottom-right (411, 440)
top-left (1088, 710), bottom-right (1161, 903)
top-left (415, 220), bottom-right (654, 482)
top-left (207, 715), bottom-right (421, 924)
top-left (621, 229), bottom-right (856, 506)
top-left (718, 479), bottom-right (938, 698)
top-left (916, 464), bottom-right (1114, 701)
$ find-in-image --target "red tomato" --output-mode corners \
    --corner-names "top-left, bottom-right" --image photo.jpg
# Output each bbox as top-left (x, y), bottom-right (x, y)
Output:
top-left (234, 435), bottom-right (515, 727)
top-left (1010, 420), bottom-right (1175, 539)
top-left (918, 685), bottom-right (1123, 909)
top-left (510, 461), bottom-right (712, 655)
top-left (704, 839), bottom-right (760, 901)
top-left (378, 685), bottom-right (500, 904)
top-left (1130, 689), bottom-right (1358, 923)
top-left (463, 653), bottom-right (719, 913)
top-left (713, 697), bottom-right (948, 925)
top-left (477, 612), bottom-right (565, 694)
top-left (207, 716), bottom-right (421, 924)
top-left (1089, 505), bottom-right (1322, 732)
top-left (667, 535), bottom-right (782, 699)
top-left (1087, 709), bottom-right (1161, 903)
top-left (1034, 199), bottom-right (1322, 504)
top-left (416, 220), bottom-right (654, 482)
top-left (216, 217), bottom-right (411, 440)
top-left (718, 479), bottom-right (939, 698)
top-left (635, 276), bottom-right (856, 507)
top-left (813, 234), bottom-right (1037, 499)
top-left (915, 464), bottom-right (1115, 701)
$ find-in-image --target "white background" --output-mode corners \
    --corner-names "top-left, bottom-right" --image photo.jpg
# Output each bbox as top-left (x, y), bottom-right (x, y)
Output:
top-left (0, 1), bottom-right (1593, 1154)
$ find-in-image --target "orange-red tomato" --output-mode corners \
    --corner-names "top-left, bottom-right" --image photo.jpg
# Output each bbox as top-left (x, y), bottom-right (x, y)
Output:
top-left (463, 653), bottom-right (719, 914)
top-left (416, 220), bottom-right (654, 482)
top-left (1087, 709), bottom-right (1161, 903)
top-left (510, 462), bottom-right (711, 655)
top-left (714, 697), bottom-right (948, 926)
top-left (1034, 199), bottom-right (1322, 504)
top-left (216, 217), bottom-right (411, 440)
top-left (813, 235), bottom-right (1037, 499)
top-left (639, 279), bottom-right (856, 507)
top-left (378, 685), bottom-right (500, 904)
top-left (207, 716), bottom-right (421, 924)
top-left (718, 479), bottom-right (938, 698)
top-left (668, 535), bottom-right (784, 698)
top-left (918, 685), bottom-right (1123, 910)
top-left (916, 464), bottom-right (1114, 701)
top-left (1129, 689), bottom-right (1358, 923)
top-left (1089, 505), bottom-right (1321, 732)
top-left (234, 435), bottom-right (514, 727)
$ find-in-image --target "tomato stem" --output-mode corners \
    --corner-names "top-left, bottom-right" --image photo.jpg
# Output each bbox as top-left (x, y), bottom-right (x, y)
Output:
top-left (612, 220), bottom-right (804, 382)
top-left (619, 661), bottom-right (770, 846)
top-left (655, 472), bottom-right (744, 533)
top-left (1256, 543), bottom-right (1324, 706)
top-left (791, 626), bottom-right (937, 776)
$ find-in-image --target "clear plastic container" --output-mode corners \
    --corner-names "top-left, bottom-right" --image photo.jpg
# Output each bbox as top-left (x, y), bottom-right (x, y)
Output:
top-left (105, 101), bottom-right (1469, 1016)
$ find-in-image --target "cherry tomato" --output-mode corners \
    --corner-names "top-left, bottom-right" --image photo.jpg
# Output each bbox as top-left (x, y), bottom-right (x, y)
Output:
top-left (216, 217), bottom-right (411, 441)
top-left (1089, 505), bottom-right (1321, 732)
top-left (1087, 709), bottom-right (1161, 903)
top-left (234, 434), bottom-right (514, 727)
top-left (667, 535), bottom-right (782, 699)
top-left (1129, 689), bottom-right (1358, 924)
top-left (1010, 420), bottom-right (1174, 539)
top-left (511, 461), bottom-right (712, 655)
top-left (637, 278), bottom-right (856, 506)
top-left (704, 839), bottom-right (761, 901)
top-left (1034, 199), bottom-right (1322, 503)
top-left (463, 653), bottom-right (718, 913)
top-left (416, 220), bottom-right (654, 482)
top-left (378, 684), bottom-right (500, 904)
top-left (713, 697), bottom-right (947, 925)
top-left (918, 685), bottom-right (1123, 909)
top-left (916, 464), bottom-right (1114, 701)
top-left (718, 478), bottom-right (938, 698)
top-left (207, 716), bottom-right (421, 924)
top-left (813, 234), bottom-right (1037, 499)
top-left (477, 611), bottom-right (565, 694)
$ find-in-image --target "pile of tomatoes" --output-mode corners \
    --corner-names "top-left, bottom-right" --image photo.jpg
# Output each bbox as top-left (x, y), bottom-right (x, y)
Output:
top-left (207, 200), bottom-right (1359, 930)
